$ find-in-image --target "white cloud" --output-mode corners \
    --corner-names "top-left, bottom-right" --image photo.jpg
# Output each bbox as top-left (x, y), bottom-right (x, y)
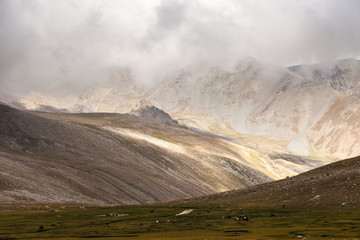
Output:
top-left (1, 0), bottom-right (360, 96)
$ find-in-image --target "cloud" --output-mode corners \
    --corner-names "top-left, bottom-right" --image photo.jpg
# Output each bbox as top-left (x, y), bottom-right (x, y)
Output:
top-left (156, 0), bottom-right (187, 30)
top-left (1, 0), bottom-right (360, 97)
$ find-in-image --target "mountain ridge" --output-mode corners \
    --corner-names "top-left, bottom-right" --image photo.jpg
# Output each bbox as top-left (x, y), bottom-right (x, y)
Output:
top-left (2, 58), bottom-right (360, 159)
top-left (2, 103), bottom-right (297, 204)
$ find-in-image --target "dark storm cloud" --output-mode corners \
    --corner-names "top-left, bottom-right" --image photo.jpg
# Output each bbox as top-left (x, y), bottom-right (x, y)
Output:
top-left (1, 0), bottom-right (360, 97)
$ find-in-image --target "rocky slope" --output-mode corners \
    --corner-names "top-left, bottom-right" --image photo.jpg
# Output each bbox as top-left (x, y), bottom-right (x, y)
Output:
top-left (194, 155), bottom-right (360, 207)
top-left (129, 101), bottom-right (176, 123)
top-left (1, 103), bottom-right (320, 205)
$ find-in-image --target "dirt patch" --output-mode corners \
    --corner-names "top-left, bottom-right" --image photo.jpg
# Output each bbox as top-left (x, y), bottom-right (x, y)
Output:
top-left (176, 209), bottom-right (193, 216)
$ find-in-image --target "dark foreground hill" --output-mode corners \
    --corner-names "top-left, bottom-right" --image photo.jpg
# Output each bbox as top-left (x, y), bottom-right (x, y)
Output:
top-left (0, 103), bottom-right (273, 205)
top-left (194, 155), bottom-right (360, 207)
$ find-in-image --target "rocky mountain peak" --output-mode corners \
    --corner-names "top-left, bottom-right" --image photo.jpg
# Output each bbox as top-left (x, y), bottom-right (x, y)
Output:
top-left (130, 101), bottom-right (176, 123)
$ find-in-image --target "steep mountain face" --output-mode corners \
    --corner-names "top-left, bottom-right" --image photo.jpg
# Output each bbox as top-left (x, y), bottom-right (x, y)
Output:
top-left (285, 59), bottom-right (360, 158)
top-left (290, 58), bottom-right (360, 97)
top-left (149, 59), bottom-right (287, 134)
top-left (149, 58), bottom-right (360, 159)
top-left (7, 58), bottom-right (360, 161)
top-left (3, 103), bottom-right (311, 204)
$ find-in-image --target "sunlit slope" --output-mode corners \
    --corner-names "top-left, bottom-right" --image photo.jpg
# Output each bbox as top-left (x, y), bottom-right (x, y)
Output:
top-left (0, 104), bottom-right (285, 205)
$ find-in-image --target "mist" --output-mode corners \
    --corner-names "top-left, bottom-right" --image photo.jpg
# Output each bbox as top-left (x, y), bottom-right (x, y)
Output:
top-left (1, 0), bottom-right (360, 97)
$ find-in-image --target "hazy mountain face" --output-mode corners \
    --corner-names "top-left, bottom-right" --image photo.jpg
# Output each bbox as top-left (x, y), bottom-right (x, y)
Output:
top-left (4, 58), bottom-right (360, 160)
top-left (151, 58), bottom-right (360, 159)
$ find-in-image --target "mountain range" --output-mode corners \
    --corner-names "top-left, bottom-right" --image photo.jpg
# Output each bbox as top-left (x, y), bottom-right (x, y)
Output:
top-left (6, 57), bottom-right (360, 160)
top-left (1, 57), bottom-right (360, 205)
top-left (1, 103), bottom-right (310, 204)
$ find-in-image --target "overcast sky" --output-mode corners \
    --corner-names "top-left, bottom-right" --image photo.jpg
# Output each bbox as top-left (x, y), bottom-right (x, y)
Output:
top-left (1, 0), bottom-right (360, 96)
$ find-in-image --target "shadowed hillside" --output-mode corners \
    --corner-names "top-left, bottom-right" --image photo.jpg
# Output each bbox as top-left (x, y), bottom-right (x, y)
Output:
top-left (0, 103), bottom-right (275, 205)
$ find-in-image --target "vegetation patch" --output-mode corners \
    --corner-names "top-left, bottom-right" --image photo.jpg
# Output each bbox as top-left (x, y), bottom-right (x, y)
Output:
top-left (0, 202), bottom-right (360, 239)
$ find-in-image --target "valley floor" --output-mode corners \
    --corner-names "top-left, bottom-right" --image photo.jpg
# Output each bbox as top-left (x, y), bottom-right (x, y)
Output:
top-left (1, 201), bottom-right (360, 240)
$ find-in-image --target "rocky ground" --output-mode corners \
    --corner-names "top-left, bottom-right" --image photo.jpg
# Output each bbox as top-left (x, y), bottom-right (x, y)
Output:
top-left (194, 155), bottom-right (360, 208)
top-left (1, 103), bottom-right (298, 205)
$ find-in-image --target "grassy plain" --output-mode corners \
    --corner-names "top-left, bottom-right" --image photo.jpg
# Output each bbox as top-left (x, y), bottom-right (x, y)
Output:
top-left (1, 201), bottom-right (359, 240)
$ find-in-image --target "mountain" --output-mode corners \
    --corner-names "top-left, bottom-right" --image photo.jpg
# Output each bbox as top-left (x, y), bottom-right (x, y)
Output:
top-left (5, 58), bottom-right (360, 166)
top-left (194, 155), bottom-right (360, 207)
top-left (72, 68), bottom-right (147, 113)
top-left (129, 100), bottom-right (176, 123)
top-left (289, 58), bottom-right (360, 97)
top-left (149, 58), bottom-right (360, 159)
top-left (1, 58), bottom-right (360, 207)
top-left (287, 59), bottom-right (360, 158)
top-left (2, 103), bottom-right (319, 204)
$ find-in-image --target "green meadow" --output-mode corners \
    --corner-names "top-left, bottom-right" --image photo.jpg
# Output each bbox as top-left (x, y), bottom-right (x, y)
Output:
top-left (1, 202), bottom-right (360, 240)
